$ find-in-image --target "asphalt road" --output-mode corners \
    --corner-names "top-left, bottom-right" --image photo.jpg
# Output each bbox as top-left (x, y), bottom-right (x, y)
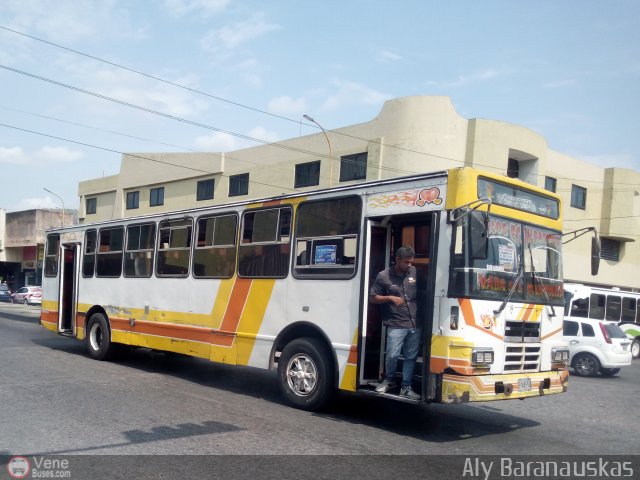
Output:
top-left (1, 301), bottom-right (638, 456)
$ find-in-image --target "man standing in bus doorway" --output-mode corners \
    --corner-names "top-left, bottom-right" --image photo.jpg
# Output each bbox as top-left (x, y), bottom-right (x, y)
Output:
top-left (370, 245), bottom-right (421, 400)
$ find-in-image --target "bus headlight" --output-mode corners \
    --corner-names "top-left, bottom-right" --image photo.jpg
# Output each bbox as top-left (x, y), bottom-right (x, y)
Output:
top-left (551, 348), bottom-right (570, 364)
top-left (471, 348), bottom-right (494, 366)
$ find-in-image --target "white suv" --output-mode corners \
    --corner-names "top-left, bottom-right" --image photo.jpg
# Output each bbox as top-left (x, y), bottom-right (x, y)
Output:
top-left (563, 318), bottom-right (632, 377)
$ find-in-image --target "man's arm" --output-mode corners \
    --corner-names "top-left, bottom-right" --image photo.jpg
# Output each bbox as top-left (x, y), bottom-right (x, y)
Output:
top-left (371, 294), bottom-right (405, 306)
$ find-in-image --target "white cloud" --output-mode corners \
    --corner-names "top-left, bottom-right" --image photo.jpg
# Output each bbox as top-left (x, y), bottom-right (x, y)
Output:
top-left (321, 80), bottom-right (392, 112)
top-left (427, 68), bottom-right (509, 88)
top-left (194, 132), bottom-right (241, 151)
top-left (0, 145), bottom-right (83, 166)
top-left (163, 0), bottom-right (229, 18)
top-left (194, 126), bottom-right (279, 151)
top-left (248, 126), bottom-right (279, 144)
top-left (0, 146), bottom-right (29, 165)
top-left (378, 50), bottom-right (403, 62)
top-left (0, 0), bottom-right (143, 43)
top-left (201, 14), bottom-right (280, 52)
top-left (35, 146), bottom-right (84, 163)
top-left (268, 96), bottom-right (308, 116)
top-left (11, 196), bottom-right (60, 211)
top-left (78, 66), bottom-right (210, 118)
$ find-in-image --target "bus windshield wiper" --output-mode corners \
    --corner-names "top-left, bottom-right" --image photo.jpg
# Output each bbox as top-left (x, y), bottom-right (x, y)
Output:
top-left (493, 264), bottom-right (524, 315)
top-left (527, 245), bottom-right (556, 317)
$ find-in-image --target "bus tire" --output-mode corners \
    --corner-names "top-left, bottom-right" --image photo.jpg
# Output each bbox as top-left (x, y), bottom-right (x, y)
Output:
top-left (631, 338), bottom-right (640, 359)
top-left (572, 353), bottom-right (600, 377)
top-left (86, 313), bottom-right (116, 361)
top-left (278, 337), bottom-right (335, 411)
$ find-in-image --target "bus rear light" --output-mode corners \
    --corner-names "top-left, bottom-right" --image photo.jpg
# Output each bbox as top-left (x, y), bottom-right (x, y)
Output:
top-left (471, 348), bottom-right (494, 366)
top-left (599, 322), bottom-right (612, 344)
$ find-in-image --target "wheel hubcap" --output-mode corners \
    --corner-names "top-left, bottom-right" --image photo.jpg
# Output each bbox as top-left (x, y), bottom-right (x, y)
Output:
top-left (89, 323), bottom-right (103, 351)
top-left (576, 357), bottom-right (595, 375)
top-left (286, 354), bottom-right (318, 397)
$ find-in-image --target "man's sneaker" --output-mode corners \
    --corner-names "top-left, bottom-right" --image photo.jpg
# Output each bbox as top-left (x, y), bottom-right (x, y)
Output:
top-left (375, 379), bottom-right (397, 393)
top-left (399, 386), bottom-right (421, 400)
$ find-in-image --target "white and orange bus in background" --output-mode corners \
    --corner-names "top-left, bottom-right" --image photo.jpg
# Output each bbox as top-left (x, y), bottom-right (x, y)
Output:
top-left (41, 167), bottom-right (581, 410)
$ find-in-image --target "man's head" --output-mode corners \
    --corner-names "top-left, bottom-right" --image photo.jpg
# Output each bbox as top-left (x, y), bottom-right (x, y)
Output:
top-left (394, 245), bottom-right (415, 274)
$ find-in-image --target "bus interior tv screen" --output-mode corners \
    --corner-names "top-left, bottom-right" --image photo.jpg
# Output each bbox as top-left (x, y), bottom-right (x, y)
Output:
top-left (314, 244), bottom-right (337, 265)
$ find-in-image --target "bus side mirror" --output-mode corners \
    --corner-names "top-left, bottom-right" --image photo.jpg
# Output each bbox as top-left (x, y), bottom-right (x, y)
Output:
top-left (591, 236), bottom-right (600, 276)
top-left (469, 211), bottom-right (488, 259)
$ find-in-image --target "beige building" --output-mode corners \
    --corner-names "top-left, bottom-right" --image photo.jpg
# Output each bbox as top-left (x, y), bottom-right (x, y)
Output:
top-left (78, 96), bottom-right (640, 290)
top-left (0, 208), bottom-right (77, 288)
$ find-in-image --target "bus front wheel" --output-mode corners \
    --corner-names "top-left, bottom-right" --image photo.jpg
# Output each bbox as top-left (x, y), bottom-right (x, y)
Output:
top-left (86, 313), bottom-right (116, 361)
top-left (278, 338), bottom-right (334, 411)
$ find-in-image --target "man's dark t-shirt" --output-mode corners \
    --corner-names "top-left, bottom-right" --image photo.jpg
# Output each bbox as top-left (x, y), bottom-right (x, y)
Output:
top-left (370, 265), bottom-right (417, 329)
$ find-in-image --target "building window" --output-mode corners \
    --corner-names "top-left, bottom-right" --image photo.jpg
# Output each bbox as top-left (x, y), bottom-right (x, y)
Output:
top-left (295, 161), bottom-right (321, 188)
top-left (197, 179), bottom-right (215, 201)
top-left (570, 185), bottom-right (586, 209)
top-left (150, 187), bottom-right (164, 207)
top-left (86, 198), bottom-right (97, 215)
top-left (126, 191), bottom-right (139, 210)
top-left (340, 152), bottom-right (367, 182)
top-left (600, 238), bottom-right (621, 262)
top-left (229, 173), bottom-right (249, 197)
top-left (544, 176), bottom-right (557, 193)
top-left (507, 158), bottom-right (519, 179)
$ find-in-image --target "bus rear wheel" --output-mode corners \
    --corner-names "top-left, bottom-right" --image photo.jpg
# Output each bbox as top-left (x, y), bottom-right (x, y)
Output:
top-left (278, 338), bottom-right (334, 411)
top-left (86, 312), bottom-right (116, 361)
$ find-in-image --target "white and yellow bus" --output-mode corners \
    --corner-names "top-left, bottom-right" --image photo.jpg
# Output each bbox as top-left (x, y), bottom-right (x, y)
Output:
top-left (41, 167), bottom-right (575, 410)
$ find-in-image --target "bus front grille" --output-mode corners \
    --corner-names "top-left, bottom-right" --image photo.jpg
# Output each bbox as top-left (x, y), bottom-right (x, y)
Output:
top-left (504, 320), bottom-right (541, 343)
top-left (504, 344), bottom-right (541, 372)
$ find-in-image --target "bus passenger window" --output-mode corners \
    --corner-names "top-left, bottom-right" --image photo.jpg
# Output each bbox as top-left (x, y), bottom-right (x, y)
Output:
top-left (238, 207), bottom-right (290, 278)
top-left (193, 214), bottom-right (237, 278)
top-left (157, 219), bottom-right (192, 277)
top-left (293, 196), bottom-right (361, 279)
top-left (124, 223), bottom-right (155, 278)
top-left (83, 230), bottom-right (97, 277)
top-left (589, 294), bottom-right (605, 320)
top-left (44, 234), bottom-right (60, 277)
top-left (621, 297), bottom-right (636, 323)
top-left (96, 227), bottom-right (124, 277)
top-left (570, 298), bottom-right (589, 318)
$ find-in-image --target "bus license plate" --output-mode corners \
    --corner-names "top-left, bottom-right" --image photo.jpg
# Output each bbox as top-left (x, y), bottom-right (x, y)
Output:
top-left (518, 378), bottom-right (531, 392)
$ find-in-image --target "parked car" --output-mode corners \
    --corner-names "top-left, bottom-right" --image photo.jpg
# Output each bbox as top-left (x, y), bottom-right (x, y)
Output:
top-left (563, 318), bottom-right (632, 377)
top-left (11, 286), bottom-right (42, 306)
top-left (0, 284), bottom-right (12, 302)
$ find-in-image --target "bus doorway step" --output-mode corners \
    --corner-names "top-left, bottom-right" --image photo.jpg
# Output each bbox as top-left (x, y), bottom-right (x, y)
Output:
top-left (358, 388), bottom-right (421, 404)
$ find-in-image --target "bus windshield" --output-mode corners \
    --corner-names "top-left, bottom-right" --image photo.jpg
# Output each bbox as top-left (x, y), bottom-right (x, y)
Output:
top-left (450, 214), bottom-right (564, 306)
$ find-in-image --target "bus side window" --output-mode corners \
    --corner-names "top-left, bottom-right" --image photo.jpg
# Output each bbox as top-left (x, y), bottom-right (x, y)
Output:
top-left (238, 207), bottom-right (290, 278)
top-left (571, 298), bottom-right (589, 318)
top-left (44, 234), bottom-right (60, 277)
top-left (606, 295), bottom-right (622, 322)
top-left (589, 293), bottom-right (605, 320)
top-left (83, 230), bottom-right (97, 277)
top-left (621, 297), bottom-right (636, 323)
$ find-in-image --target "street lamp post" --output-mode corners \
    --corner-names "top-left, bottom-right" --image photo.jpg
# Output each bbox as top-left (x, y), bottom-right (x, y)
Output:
top-left (303, 114), bottom-right (333, 187)
top-left (43, 188), bottom-right (65, 227)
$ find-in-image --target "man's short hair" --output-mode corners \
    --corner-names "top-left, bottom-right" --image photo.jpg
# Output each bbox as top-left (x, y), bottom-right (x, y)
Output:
top-left (395, 245), bottom-right (415, 260)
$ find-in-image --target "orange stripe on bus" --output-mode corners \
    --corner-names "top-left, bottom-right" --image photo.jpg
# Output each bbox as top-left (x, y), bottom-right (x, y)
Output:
top-left (458, 299), bottom-right (504, 340)
top-left (218, 277), bottom-right (252, 334)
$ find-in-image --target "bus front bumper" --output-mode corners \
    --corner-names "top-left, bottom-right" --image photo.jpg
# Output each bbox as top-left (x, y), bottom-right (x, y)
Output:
top-left (440, 369), bottom-right (568, 404)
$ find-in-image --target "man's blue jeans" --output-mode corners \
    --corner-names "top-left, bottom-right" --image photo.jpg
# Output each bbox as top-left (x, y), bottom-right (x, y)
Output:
top-left (384, 327), bottom-right (421, 387)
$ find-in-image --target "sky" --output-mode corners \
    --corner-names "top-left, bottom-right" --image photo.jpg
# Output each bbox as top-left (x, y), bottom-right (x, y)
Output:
top-left (0, 0), bottom-right (638, 212)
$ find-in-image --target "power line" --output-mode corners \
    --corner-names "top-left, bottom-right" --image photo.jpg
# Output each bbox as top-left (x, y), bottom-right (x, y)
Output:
top-left (0, 121), bottom-right (299, 193)
top-left (2, 24), bottom-right (638, 188)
